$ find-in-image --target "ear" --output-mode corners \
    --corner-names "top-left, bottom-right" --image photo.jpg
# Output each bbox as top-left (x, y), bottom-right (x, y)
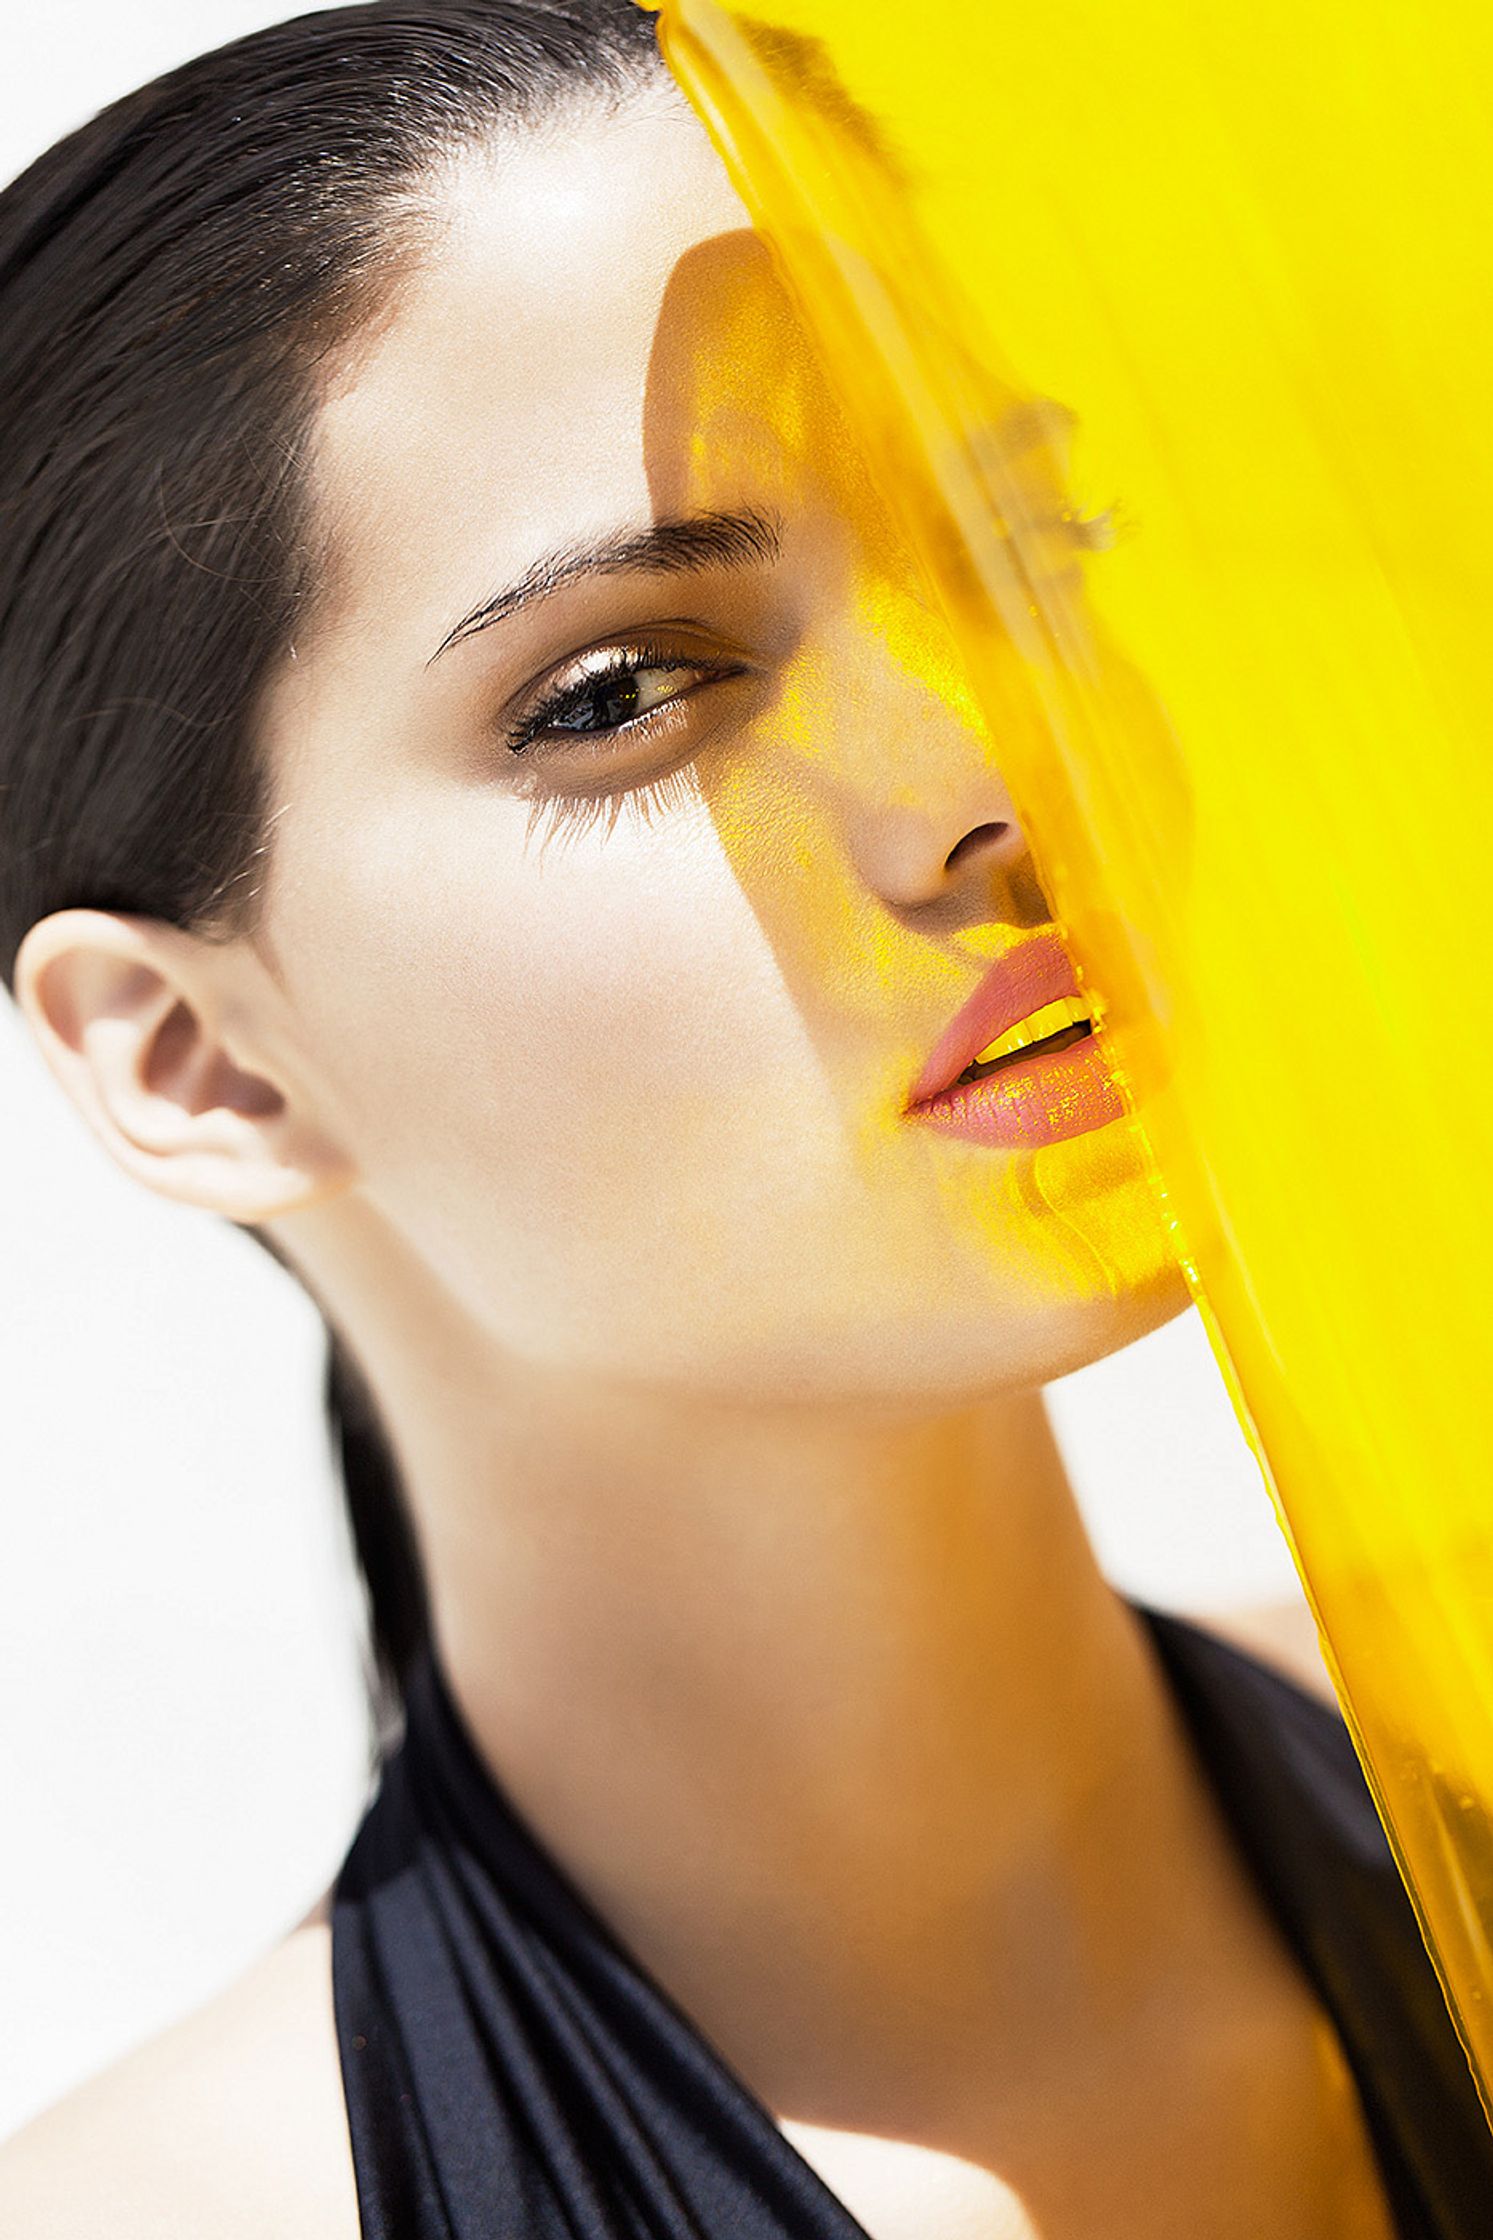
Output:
top-left (12, 909), bottom-right (357, 1224)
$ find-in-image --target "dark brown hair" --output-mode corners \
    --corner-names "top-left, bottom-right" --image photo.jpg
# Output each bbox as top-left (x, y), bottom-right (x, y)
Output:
top-left (0, 0), bottom-right (670, 1745)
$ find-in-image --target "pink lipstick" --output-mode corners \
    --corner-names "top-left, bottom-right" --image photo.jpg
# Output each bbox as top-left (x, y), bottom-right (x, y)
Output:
top-left (903, 930), bottom-right (1128, 1150)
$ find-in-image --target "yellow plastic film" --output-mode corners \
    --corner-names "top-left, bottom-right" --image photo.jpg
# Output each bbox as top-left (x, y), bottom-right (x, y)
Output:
top-left (642, 0), bottom-right (1493, 2114)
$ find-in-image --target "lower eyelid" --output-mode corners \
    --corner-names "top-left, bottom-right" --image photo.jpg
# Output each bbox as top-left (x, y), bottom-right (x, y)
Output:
top-left (509, 667), bottom-right (761, 844)
top-left (520, 758), bottom-right (710, 849)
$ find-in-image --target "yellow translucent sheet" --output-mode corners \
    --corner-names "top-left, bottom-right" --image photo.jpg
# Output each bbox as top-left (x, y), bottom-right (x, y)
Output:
top-left (641, 0), bottom-right (1493, 2112)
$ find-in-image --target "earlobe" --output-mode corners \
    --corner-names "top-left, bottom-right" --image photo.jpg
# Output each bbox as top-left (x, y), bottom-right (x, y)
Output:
top-left (11, 908), bottom-right (356, 1223)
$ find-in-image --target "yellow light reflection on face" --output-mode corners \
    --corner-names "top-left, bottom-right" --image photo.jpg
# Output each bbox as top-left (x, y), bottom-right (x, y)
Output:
top-left (644, 0), bottom-right (1493, 2115)
top-left (640, 221), bottom-right (1177, 1320)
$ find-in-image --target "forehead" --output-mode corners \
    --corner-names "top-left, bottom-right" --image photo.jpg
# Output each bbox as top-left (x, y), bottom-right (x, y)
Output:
top-left (306, 96), bottom-right (847, 651)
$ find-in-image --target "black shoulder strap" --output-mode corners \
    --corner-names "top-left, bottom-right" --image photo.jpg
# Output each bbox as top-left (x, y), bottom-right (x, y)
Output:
top-left (1133, 1599), bottom-right (1493, 2239)
top-left (333, 1653), bottom-right (874, 2239)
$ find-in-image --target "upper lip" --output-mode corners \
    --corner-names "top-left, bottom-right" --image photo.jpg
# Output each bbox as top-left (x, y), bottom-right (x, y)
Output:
top-left (905, 930), bottom-right (1089, 1108)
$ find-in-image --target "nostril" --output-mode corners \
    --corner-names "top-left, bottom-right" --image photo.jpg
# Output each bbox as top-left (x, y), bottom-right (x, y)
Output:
top-left (944, 820), bottom-right (1010, 873)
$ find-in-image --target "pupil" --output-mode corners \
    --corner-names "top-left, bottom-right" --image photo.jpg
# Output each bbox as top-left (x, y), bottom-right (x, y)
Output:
top-left (559, 667), bottom-right (635, 730)
top-left (554, 674), bottom-right (643, 733)
top-left (596, 678), bottom-right (640, 727)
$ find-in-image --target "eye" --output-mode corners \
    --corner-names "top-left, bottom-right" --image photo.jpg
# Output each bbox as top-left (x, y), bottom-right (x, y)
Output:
top-left (502, 640), bottom-right (746, 756)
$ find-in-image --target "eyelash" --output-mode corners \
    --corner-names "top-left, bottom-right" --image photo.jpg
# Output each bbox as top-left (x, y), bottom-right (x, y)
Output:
top-left (500, 638), bottom-right (746, 846)
top-left (503, 639), bottom-right (743, 755)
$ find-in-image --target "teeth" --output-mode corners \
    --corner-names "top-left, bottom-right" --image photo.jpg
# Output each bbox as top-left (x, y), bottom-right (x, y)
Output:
top-left (970, 994), bottom-right (1091, 1067)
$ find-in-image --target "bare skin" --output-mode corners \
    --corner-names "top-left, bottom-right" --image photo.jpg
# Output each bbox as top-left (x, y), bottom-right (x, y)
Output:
top-left (4, 86), bottom-right (1393, 2240)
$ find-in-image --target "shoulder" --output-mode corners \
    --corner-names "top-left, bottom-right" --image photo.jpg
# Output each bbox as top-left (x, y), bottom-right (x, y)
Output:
top-left (0, 1893), bottom-right (360, 2240)
top-left (1186, 1593), bottom-right (1339, 1706)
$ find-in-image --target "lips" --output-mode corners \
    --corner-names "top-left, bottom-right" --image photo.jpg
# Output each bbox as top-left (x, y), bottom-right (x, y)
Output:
top-left (905, 930), bottom-right (1093, 1109)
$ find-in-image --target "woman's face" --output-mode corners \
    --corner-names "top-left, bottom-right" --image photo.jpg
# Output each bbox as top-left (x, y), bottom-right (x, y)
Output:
top-left (253, 88), bottom-right (1188, 1404)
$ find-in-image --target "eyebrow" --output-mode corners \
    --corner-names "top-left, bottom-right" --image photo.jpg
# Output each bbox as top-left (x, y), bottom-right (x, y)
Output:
top-left (427, 505), bottom-right (785, 664)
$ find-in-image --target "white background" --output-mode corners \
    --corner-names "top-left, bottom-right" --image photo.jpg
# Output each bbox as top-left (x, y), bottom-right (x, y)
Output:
top-left (0, 1), bottom-right (1304, 2144)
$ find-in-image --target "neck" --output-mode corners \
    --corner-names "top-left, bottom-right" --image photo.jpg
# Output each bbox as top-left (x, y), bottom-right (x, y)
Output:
top-left (321, 1280), bottom-right (1281, 2147)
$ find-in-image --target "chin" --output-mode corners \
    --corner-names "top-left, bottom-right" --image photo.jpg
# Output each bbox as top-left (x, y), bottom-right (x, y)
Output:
top-left (1034, 1260), bottom-right (1195, 1389)
top-left (687, 1259), bottom-right (1194, 1414)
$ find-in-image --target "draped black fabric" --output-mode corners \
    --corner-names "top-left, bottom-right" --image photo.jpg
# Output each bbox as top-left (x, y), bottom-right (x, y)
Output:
top-left (332, 1598), bottom-right (1493, 2238)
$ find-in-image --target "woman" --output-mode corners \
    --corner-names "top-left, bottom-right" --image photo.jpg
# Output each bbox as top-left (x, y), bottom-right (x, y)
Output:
top-left (0, 4), bottom-right (1486, 2234)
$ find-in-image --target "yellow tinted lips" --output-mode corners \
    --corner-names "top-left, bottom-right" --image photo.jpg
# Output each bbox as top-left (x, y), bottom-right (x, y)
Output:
top-left (969, 993), bottom-right (1093, 1069)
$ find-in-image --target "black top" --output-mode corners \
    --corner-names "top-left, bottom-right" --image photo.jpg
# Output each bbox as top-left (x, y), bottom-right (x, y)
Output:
top-left (331, 1598), bottom-right (1493, 2237)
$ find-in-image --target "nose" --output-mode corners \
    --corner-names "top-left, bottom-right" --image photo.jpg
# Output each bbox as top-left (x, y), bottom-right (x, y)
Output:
top-left (822, 543), bottom-right (1053, 920)
top-left (809, 561), bottom-right (1044, 914)
top-left (851, 783), bottom-right (1043, 919)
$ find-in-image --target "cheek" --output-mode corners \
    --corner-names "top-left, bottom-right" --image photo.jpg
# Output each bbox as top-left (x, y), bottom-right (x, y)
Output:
top-left (270, 784), bottom-right (1178, 1393)
top-left (277, 790), bottom-right (843, 1342)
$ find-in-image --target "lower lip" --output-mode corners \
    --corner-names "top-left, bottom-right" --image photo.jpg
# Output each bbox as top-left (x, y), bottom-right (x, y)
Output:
top-left (904, 1032), bottom-right (1129, 1150)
